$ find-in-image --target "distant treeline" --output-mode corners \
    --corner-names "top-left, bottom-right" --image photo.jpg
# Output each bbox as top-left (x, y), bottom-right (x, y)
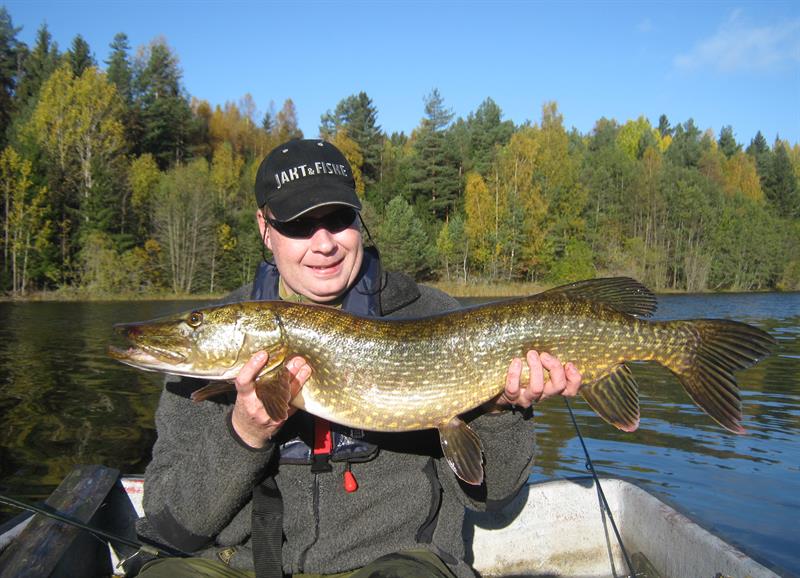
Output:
top-left (1, 10), bottom-right (798, 297)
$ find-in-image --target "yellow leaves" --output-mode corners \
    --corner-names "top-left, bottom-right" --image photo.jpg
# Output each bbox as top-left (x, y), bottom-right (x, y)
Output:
top-left (464, 172), bottom-right (493, 266)
top-left (1, 146), bottom-right (49, 294)
top-left (129, 153), bottom-right (160, 210)
top-left (330, 129), bottom-right (365, 195)
top-left (617, 116), bottom-right (655, 160)
top-left (723, 152), bottom-right (764, 202)
top-left (211, 142), bottom-right (244, 207)
top-left (207, 96), bottom-right (270, 158)
top-left (30, 62), bottom-right (125, 194)
top-left (217, 223), bottom-right (237, 252)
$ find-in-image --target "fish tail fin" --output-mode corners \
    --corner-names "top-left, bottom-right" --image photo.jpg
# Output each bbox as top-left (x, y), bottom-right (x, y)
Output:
top-left (662, 319), bottom-right (775, 434)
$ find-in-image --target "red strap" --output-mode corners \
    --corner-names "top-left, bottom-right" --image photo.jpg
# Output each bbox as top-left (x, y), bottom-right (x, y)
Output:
top-left (313, 417), bottom-right (332, 455)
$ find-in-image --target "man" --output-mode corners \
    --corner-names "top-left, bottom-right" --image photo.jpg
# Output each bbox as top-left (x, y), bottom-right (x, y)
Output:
top-left (138, 139), bottom-right (581, 577)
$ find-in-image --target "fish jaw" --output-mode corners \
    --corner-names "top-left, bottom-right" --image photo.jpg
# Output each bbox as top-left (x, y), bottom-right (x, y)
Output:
top-left (108, 344), bottom-right (241, 380)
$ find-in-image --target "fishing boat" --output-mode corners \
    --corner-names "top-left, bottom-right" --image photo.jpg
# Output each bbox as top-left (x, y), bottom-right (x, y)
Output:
top-left (0, 464), bottom-right (783, 577)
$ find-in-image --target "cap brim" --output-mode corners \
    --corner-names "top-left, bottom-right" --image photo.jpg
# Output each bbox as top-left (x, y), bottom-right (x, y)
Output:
top-left (269, 183), bottom-right (362, 221)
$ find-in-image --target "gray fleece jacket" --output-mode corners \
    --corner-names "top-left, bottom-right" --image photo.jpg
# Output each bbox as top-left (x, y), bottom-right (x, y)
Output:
top-left (139, 272), bottom-right (537, 577)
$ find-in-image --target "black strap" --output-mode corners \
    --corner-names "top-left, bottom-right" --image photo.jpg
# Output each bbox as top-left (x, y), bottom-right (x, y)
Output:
top-left (251, 477), bottom-right (284, 578)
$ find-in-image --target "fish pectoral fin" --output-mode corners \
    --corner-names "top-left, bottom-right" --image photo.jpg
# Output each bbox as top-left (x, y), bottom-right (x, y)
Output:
top-left (254, 368), bottom-right (292, 422)
top-left (581, 364), bottom-right (640, 432)
top-left (537, 277), bottom-right (657, 318)
top-left (438, 417), bottom-right (485, 486)
top-left (191, 381), bottom-right (237, 402)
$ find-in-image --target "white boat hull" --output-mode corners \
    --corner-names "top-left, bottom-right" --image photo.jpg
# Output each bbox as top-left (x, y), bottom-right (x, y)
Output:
top-left (467, 477), bottom-right (780, 577)
top-left (1, 471), bottom-right (783, 577)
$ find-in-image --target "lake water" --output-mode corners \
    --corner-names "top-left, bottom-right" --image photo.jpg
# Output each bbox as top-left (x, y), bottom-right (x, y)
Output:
top-left (0, 292), bottom-right (798, 576)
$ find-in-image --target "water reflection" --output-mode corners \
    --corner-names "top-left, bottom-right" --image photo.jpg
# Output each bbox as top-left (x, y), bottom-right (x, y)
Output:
top-left (0, 294), bottom-right (798, 575)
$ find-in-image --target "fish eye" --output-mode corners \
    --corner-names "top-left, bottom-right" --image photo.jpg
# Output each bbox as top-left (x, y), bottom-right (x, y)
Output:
top-left (187, 311), bottom-right (203, 328)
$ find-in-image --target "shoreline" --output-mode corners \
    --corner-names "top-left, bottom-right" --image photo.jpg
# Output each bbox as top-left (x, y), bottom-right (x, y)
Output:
top-left (0, 282), bottom-right (786, 302)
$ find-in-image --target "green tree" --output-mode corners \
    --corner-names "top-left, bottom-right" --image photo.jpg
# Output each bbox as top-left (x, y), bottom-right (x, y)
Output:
top-left (765, 139), bottom-right (800, 218)
top-left (14, 24), bottom-right (60, 110)
top-left (657, 114), bottom-right (671, 138)
top-left (132, 38), bottom-right (193, 168)
top-left (376, 196), bottom-right (434, 278)
top-left (320, 92), bottom-right (383, 188)
top-left (105, 33), bottom-right (133, 105)
top-left (408, 89), bottom-right (460, 217)
top-left (67, 34), bottom-right (94, 77)
top-left (0, 8), bottom-right (21, 147)
top-left (718, 125), bottom-right (741, 158)
top-left (665, 119), bottom-right (704, 168)
top-left (451, 97), bottom-right (514, 177)
top-left (746, 131), bottom-right (772, 186)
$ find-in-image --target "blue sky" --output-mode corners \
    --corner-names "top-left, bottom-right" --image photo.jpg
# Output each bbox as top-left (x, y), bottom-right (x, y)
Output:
top-left (5, 1), bottom-right (800, 146)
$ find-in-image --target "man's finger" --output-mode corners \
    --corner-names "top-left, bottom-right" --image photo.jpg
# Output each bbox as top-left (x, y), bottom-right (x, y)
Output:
top-left (527, 350), bottom-right (545, 400)
top-left (235, 350), bottom-right (269, 394)
top-left (563, 362), bottom-right (582, 397)
top-left (503, 357), bottom-right (523, 404)
top-left (540, 352), bottom-right (567, 395)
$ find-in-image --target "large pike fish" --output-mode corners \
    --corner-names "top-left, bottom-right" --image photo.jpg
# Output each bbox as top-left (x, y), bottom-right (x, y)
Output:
top-left (109, 278), bottom-right (774, 485)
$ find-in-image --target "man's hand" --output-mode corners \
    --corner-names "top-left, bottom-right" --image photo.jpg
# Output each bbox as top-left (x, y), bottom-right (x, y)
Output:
top-left (494, 351), bottom-right (582, 410)
top-left (230, 351), bottom-right (311, 448)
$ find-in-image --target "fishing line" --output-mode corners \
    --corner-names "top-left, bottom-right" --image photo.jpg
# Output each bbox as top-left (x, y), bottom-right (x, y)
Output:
top-left (0, 493), bottom-right (187, 561)
top-left (563, 398), bottom-right (638, 578)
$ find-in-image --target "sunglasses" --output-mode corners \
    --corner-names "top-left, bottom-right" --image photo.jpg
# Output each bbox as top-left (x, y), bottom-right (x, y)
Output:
top-left (266, 207), bottom-right (358, 239)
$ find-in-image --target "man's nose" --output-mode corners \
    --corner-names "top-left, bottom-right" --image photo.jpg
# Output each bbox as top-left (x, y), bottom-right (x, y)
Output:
top-left (309, 227), bottom-right (336, 253)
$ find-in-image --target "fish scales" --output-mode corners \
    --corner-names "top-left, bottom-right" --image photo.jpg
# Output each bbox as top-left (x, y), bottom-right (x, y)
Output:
top-left (109, 277), bottom-right (775, 485)
top-left (278, 297), bottom-right (667, 431)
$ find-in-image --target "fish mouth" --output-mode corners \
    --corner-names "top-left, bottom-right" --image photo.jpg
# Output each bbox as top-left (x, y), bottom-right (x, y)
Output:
top-left (107, 344), bottom-right (189, 373)
top-left (110, 321), bottom-right (190, 370)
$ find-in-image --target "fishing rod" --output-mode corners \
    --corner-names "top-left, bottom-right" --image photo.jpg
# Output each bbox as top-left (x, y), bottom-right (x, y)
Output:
top-left (0, 493), bottom-right (188, 564)
top-left (563, 398), bottom-right (638, 578)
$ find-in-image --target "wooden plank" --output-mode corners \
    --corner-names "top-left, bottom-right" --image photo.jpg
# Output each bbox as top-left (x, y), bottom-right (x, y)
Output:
top-left (0, 464), bottom-right (120, 578)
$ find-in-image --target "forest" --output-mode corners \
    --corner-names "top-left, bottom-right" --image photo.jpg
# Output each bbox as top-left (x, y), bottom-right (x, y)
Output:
top-left (1, 10), bottom-right (799, 298)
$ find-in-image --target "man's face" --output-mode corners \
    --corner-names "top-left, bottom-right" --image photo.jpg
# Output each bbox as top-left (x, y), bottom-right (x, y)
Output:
top-left (257, 205), bottom-right (364, 303)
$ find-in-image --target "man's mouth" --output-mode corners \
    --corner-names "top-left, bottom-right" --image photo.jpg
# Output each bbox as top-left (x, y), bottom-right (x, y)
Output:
top-left (307, 259), bottom-right (344, 275)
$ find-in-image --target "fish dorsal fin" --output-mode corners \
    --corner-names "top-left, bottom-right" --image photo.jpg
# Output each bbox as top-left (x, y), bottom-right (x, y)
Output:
top-left (438, 417), bottom-right (484, 485)
top-left (537, 277), bottom-right (657, 317)
top-left (581, 364), bottom-right (640, 432)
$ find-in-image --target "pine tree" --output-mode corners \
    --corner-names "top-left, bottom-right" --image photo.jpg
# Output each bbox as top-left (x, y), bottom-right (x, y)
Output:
top-left (408, 89), bottom-right (460, 218)
top-left (765, 139), bottom-right (800, 218)
top-left (132, 39), bottom-right (193, 168)
top-left (657, 114), bottom-right (671, 138)
top-left (746, 131), bottom-right (772, 183)
top-left (67, 35), bottom-right (94, 77)
top-left (14, 24), bottom-right (60, 110)
top-left (106, 33), bottom-right (132, 104)
top-left (0, 8), bottom-right (21, 147)
top-left (454, 97), bottom-right (514, 176)
top-left (665, 119), bottom-right (703, 168)
top-left (718, 125), bottom-right (741, 158)
top-left (320, 92), bottom-right (383, 188)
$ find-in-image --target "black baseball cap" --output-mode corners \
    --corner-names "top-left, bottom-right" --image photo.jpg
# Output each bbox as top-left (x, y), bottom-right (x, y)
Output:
top-left (254, 139), bottom-right (362, 221)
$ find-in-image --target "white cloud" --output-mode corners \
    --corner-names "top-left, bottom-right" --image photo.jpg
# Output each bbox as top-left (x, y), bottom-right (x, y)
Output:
top-left (674, 10), bottom-right (800, 73)
top-left (637, 18), bottom-right (653, 34)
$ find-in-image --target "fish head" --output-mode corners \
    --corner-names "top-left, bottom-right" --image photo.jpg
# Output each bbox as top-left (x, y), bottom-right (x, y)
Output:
top-left (108, 302), bottom-right (285, 380)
